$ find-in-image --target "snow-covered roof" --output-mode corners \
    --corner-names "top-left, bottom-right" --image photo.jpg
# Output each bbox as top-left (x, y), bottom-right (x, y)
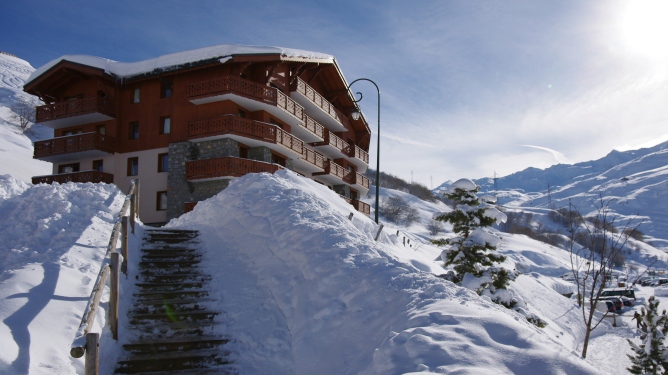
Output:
top-left (26, 44), bottom-right (335, 84)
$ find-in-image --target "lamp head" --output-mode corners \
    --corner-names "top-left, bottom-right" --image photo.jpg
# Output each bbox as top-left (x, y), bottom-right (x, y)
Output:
top-left (351, 110), bottom-right (361, 121)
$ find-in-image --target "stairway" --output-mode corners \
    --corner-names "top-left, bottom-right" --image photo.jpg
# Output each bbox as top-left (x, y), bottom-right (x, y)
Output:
top-left (115, 229), bottom-right (233, 374)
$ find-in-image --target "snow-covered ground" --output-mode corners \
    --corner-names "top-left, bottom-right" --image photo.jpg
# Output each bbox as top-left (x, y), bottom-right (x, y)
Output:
top-left (0, 53), bottom-right (52, 182)
top-left (2, 168), bottom-right (667, 374)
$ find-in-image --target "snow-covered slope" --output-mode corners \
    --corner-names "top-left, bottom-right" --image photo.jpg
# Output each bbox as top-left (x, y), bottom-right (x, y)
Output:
top-left (469, 142), bottom-right (668, 248)
top-left (0, 52), bottom-right (51, 182)
top-left (168, 170), bottom-right (599, 374)
top-left (0, 176), bottom-right (124, 374)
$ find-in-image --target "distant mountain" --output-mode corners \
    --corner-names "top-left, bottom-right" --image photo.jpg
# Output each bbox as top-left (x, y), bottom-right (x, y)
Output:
top-left (0, 52), bottom-right (51, 182)
top-left (473, 141), bottom-right (668, 248)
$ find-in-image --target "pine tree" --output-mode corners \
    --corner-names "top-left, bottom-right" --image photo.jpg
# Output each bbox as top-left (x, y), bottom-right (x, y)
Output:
top-left (627, 296), bottom-right (668, 375)
top-left (432, 179), bottom-right (510, 292)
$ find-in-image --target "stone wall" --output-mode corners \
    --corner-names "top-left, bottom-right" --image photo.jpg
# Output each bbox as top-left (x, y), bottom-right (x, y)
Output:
top-left (166, 138), bottom-right (239, 220)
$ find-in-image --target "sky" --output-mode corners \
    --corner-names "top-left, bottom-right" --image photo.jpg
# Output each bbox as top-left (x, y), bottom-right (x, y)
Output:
top-left (2, 0), bottom-right (668, 188)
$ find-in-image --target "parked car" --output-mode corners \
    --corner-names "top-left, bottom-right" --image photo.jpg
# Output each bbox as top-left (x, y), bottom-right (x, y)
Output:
top-left (599, 287), bottom-right (636, 307)
top-left (641, 277), bottom-right (659, 286)
top-left (649, 278), bottom-right (668, 287)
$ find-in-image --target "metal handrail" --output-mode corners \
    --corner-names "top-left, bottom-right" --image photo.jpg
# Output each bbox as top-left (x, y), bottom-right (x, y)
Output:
top-left (69, 180), bottom-right (140, 375)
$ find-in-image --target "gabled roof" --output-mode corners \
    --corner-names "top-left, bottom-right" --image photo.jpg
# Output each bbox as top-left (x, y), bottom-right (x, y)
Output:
top-left (26, 44), bottom-right (335, 85)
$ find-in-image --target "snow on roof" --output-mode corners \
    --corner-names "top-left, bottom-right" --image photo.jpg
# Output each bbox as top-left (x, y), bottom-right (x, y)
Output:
top-left (27, 44), bottom-right (335, 84)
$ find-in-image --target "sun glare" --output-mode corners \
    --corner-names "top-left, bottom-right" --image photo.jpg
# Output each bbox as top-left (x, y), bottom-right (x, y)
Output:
top-left (621, 0), bottom-right (668, 59)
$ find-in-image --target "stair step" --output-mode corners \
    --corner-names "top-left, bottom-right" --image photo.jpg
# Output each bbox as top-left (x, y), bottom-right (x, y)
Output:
top-left (130, 297), bottom-right (217, 307)
top-left (141, 255), bottom-right (202, 262)
top-left (123, 337), bottom-right (228, 354)
top-left (133, 291), bottom-right (210, 304)
top-left (130, 310), bottom-right (218, 324)
top-left (139, 260), bottom-right (201, 267)
top-left (138, 274), bottom-right (211, 283)
top-left (128, 322), bottom-right (218, 337)
top-left (130, 302), bottom-right (210, 315)
top-left (116, 349), bottom-right (230, 374)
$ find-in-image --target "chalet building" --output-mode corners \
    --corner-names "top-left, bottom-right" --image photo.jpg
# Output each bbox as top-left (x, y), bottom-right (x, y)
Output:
top-left (24, 45), bottom-right (371, 224)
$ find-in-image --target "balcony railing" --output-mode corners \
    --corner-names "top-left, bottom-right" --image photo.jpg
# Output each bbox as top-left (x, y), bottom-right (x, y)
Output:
top-left (354, 146), bottom-right (369, 165)
top-left (293, 77), bottom-right (343, 124)
top-left (302, 148), bottom-right (325, 170)
top-left (36, 96), bottom-right (115, 123)
top-left (345, 172), bottom-right (370, 190)
top-left (32, 171), bottom-right (114, 185)
top-left (34, 132), bottom-right (115, 159)
top-left (322, 160), bottom-right (349, 181)
top-left (276, 90), bottom-right (304, 121)
top-left (188, 116), bottom-right (303, 155)
top-left (186, 157), bottom-right (282, 181)
top-left (352, 200), bottom-right (371, 216)
top-left (187, 75), bottom-right (276, 104)
top-left (303, 115), bottom-right (325, 140)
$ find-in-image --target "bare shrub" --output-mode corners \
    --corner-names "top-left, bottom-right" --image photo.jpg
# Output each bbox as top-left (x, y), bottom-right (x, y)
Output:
top-left (379, 196), bottom-right (420, 225)
top-left (10, 97), bottom-right (38, 133)
top-left (426, 219), bottom-right (444, 236)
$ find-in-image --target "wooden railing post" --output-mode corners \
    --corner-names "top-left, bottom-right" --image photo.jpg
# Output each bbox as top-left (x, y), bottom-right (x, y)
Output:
top-left (129, 191), bottom-right (136, 234)
top-left (121, 216), bottom-right (129, 274)
top-left (374, 224), bottom-right (384, 241)
top-left (110, 253), bottom-right (120, 340)
top-left (134, 179), bottom-right (140, 219)
top-left (85, 333), bottom-right (99, 375)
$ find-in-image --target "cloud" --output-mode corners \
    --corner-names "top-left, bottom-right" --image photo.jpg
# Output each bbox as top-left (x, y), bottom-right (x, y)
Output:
top-left (521, 145), bottom-right (572, 164)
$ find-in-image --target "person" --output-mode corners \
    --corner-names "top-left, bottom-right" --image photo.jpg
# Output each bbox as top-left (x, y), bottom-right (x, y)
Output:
top-left (631, 311), bottom-right (642, 329)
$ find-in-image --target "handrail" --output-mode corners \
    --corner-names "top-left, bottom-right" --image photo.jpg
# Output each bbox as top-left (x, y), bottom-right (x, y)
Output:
top-left (70, 180), bottom-right (140, 375)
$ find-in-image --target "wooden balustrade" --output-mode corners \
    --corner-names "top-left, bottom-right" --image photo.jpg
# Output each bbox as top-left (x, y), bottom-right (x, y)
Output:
top-left (303, 114), bottom-right (325, 139)
top-left (324, 160), bottom-right (349, 180)
top-left (345, 172), bottom-right (370, 190)
top-left (32, 171), bottom-right (114, 185)
top-left (186, 157), bottom-right (282, 181)
top-left (302, 148), bottom-right (325, 170)
top-left (293, 77), bottom-right (342, 125)
top-left (34, 132), bottom-right (115, 158)
top-left (36, 96), bottom-right (115, 123)
top-left (187, 75), bottom-right (276, 104)
top-left (352, 200), bottom-right (371, 215)
top-left (276, 90), bottom-right (304, 120)
top-left (188, 116), bottom-right (303, 155)
top-left (184, 202), bottom-right (198, 213)
top-left (355, 145), bottom-right (369, 164)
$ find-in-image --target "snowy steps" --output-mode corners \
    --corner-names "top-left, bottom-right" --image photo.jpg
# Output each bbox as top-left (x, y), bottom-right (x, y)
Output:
top-left (116, 229), bottom-right (233, 374)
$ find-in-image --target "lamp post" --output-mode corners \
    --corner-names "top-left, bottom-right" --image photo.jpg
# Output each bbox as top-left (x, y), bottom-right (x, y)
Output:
top-left (346, 78), bottom-right (380, 224)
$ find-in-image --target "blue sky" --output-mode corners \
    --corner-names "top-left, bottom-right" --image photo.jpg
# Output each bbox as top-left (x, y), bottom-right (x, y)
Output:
top-left (3, 0), bottom-right (668, 187)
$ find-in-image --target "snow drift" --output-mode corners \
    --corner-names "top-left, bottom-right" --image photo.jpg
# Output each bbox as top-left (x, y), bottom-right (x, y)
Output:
top-left (168, 170), bottom-right (599, 374)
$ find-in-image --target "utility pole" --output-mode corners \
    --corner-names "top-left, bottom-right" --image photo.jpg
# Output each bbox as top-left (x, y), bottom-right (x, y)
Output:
top-left (493, 171), bottom-right (499, 197)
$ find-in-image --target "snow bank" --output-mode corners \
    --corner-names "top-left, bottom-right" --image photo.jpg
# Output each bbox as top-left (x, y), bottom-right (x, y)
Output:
top-left (169, 170), bottom-right (599, 374)
top-left (0, 181), bottom-right (124, 374)
top-left (28, 44), bottom-right (334, 83)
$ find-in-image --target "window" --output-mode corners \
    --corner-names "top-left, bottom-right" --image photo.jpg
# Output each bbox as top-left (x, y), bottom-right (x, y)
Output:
top-left (133, 88), bottom-right (140, 103)
top-left (96, 125), bottom-right (106, 135)
top-left (158, 153), bottom-right (169, 172)
top-left (160, 117), bottom-right (171, 134)
top-left (127, 157), bottom-right (139, 176)
top-left (62, 129), bottom-right (82, 136)
top-left (271, 153), bottom-right (286, 167)
top-left (58, 163), bottom-right (80, 174)
top-left (237, 109), bottom-right (246, 118)
top-left (161, 81), bottom-right (173, 98)
top-left (93, 160), bottom-right (103, 172)
top-left (156, 191), bottom-right (167, 211)
top-left (129, 122), bottom-right (139, 139)
top-left (239, 146), bottom-right (248, 159)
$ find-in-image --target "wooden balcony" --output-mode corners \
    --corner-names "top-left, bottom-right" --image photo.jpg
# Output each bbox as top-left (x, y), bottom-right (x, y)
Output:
top-left (186, 157), bottom-right (282, 182)
top-left (312, 129), bottom-right (350, 159)
top-left (313, 160), bottom-right (350, 185)
top-left (293, 147), bottom-right (325, 174)
top-left (188, 116), bottom-right (303, 158)
top-left (35, 96), bottom-right (115, 129)
top-left (352, 200), bottom-right (371, 216)
top-left (187, 75), bottom-right (304, 127)
top-left (291, 114), bottom-right (324, 143)
top-left (344, 172), bottom-right (371, 193)
top-left (338, 195), bottom-right (371, 216)
top-left (33, 132), bottom-right (115, 162)
top-left (32, 171), bottom-right (114, 185)
top-left (290, 77), bottom-right (347, 132)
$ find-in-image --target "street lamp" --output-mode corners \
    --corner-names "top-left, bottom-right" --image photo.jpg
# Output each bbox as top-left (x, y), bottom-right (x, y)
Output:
top-left (346, 78), bottom-right (380, 224)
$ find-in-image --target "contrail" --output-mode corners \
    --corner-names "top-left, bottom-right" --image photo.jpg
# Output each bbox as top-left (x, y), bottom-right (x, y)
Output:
top-left (521, 145), bottom-right (572, 164)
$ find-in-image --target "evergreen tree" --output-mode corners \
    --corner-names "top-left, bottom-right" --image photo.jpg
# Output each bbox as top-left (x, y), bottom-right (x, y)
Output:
top-left (627, 296), bottom-right (668, 375)
top-left (432, 179), bottom-right (510, 291)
